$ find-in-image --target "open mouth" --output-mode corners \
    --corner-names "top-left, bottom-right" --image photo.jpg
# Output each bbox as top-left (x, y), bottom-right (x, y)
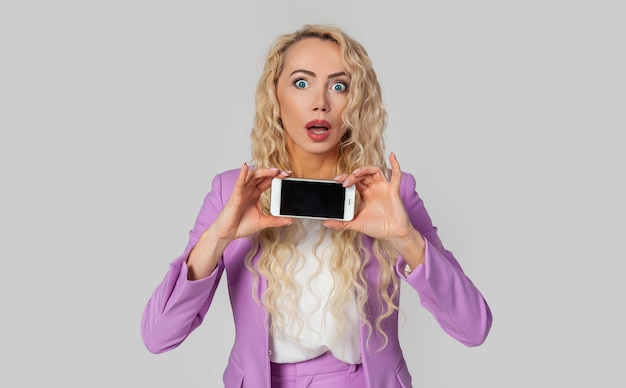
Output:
top-left (305, 120), bottom-right (332, 141)
top-left (307, 125), bottom-right (329, 134)
top-left (305, 121), bottom-right (332, 141)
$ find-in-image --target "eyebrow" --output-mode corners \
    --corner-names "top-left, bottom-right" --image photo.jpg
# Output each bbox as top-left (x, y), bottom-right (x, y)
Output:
top-left (289, 69), bottom-right (348, 79)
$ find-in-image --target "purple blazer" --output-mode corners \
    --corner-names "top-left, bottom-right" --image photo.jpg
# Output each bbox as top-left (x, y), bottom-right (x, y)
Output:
top-left (141, 169), bottom-right (492, 388)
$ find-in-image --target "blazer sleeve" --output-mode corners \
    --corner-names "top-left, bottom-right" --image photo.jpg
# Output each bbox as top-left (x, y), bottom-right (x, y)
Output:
top-left (396, 172), bottom-right (492, 346)
top-left (140, 172), bottom-right (231, 354)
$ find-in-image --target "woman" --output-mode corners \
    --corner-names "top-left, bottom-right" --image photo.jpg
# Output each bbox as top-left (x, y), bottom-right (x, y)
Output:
top-left (141, 24), bottom-right (492, 387)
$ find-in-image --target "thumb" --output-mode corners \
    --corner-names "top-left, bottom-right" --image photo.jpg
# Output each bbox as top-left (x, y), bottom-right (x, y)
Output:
top-left (322, 219), bottom-right (350, 231)
top-left (263, 215), bottom-right (294, 229)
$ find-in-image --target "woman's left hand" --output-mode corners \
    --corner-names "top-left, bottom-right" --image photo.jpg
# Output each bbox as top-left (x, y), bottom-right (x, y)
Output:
top-left (323, 153), bottom-right (426, 266)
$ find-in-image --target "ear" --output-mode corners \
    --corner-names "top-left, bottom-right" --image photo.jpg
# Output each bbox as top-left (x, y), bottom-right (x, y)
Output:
top-left (275, 103), bottom-right (281, 122)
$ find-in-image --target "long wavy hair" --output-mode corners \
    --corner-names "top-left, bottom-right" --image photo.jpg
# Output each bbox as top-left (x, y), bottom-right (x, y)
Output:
top-left (247, 24), bottom-right (399, 350)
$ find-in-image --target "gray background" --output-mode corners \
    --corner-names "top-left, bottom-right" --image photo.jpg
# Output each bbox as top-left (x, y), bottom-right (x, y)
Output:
top-left (1, 0), bottom-right (624, 386)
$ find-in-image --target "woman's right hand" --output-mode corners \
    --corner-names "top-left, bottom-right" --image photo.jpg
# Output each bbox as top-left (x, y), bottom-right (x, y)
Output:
top-left (210, 163), bottom-right (294, 242)
top-left (187, 164), bottom-right (293, 279)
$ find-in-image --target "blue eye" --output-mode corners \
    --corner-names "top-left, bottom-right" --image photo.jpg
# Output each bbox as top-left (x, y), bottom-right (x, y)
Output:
top-left (331, 82), bottom-right (347, 92)
top-left (295, 79), bottom-right (308, 89)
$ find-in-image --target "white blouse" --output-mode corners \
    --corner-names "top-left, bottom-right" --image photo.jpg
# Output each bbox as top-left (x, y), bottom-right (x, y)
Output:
top-left (269, 219), bottom-right (361, 364)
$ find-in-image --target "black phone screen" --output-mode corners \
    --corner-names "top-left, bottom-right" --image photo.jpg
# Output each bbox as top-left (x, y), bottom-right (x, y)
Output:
top-left (280, 180), bottom-right (346, 219)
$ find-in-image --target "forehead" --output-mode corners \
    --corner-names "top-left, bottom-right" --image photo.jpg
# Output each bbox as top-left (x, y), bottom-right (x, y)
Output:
top-left (282, 38), bottom-right (344, 73)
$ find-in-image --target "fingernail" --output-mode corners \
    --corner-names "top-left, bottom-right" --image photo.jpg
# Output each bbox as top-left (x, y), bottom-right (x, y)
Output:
top-left (269, 167), bottom-right (279, 171)
top-left (343, 178), bottom-right (351, 187)
top-left (334, 174), bottom-right (343, 180)
top-left (352, 168), bottom-right (361, 175)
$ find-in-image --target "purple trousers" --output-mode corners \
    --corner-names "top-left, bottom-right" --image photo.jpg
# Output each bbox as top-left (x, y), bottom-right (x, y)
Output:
top-left (270, 352), bottom-right (366, 388)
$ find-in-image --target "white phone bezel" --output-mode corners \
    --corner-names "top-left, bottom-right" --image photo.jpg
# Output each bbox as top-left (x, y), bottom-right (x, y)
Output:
top-left (270, 177), bottom-right (356, 221)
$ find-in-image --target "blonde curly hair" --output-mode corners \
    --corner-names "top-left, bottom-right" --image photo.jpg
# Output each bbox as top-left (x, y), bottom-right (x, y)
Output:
top-left (246, 24), bottom-right (399, 351)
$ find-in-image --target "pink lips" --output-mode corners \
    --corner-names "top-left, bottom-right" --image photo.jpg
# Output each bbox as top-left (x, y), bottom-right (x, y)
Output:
top-left (305, 119), bottom-right (332, 142)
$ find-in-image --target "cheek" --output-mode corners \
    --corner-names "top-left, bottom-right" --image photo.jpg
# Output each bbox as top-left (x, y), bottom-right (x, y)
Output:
top-left (278, 100), bottom-right (295, 122)
top-left (276, 83), bottom-right (291, 118)
top-left (332, 94), bottom-right (349, 113)
top-left (334, 100), bottom-right (349, 128)
top-left (277, 90), bottom-right (294, 118)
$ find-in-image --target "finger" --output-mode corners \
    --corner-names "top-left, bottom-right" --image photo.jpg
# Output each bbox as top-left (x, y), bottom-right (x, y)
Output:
top-left (265, 168), bottom-right (293, 178)
top-left (333, 173), bottom-right (348, 184)
top-left (343, 166), bottom-right (384, 187)
top-left (388, 152), bottom-right (402, 188)
top-left (248, 168), bottom-right (290, 191)
top-left (234, 162), bottom-right (250, 189)
top-left (248, 167), bottom-right (288, 182)
top-left (263, 215), bottom-right (294, 229)
top-left (352, 166), bottom-right (383, 178)
top-left (322, 219), bottom-right (350, 231)
top-left (256, 179), bottom-right (274, 193)
top-left (354, 180), bottom-right (368, 193)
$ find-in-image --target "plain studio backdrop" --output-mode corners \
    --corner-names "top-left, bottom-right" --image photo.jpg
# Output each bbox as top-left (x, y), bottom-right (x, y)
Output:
top-left (1, 0), bottom-right (624, 386)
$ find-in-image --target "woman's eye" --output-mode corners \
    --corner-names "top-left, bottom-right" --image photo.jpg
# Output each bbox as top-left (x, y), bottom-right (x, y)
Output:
top-left (295, 79), bottom-right (308, 89)
top-left (331, 82), bottom-right (347, 92)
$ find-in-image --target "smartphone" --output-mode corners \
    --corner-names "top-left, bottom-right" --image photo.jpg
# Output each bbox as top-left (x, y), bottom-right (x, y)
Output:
top-left (270, 177), bottom-right (356, 221)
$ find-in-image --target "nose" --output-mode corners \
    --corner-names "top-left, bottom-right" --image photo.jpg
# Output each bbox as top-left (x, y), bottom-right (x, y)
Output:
top-left (312, 89), bottom-right (329, 112)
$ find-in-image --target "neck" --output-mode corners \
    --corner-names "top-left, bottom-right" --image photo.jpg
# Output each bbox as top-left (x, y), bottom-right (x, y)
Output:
top-left (289, 153), bottom-right (339, 179)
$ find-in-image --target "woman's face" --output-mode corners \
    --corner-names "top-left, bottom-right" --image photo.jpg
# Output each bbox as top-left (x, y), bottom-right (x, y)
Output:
top-left (276, 38), bottom-right (350, 161)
